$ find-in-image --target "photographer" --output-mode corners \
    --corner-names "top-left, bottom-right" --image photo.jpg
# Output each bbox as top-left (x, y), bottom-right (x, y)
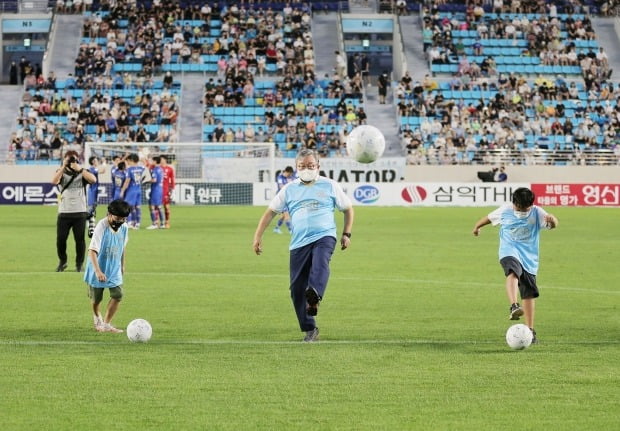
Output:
top-left (51, 150), bottom-right (96, 272)
top-left (477, 166), bottom-right (508, 183)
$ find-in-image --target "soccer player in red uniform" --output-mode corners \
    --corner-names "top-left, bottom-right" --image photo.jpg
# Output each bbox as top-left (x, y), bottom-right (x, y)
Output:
top-left (160, 155), bottom-right (176, 228)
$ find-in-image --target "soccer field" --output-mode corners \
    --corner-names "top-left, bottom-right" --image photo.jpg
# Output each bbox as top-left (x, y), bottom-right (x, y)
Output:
top-left (0, 205), bottom-right (618, 430)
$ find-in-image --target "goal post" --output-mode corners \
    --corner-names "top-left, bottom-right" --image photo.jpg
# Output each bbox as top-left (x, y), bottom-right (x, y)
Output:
top-left (84, 142), bottom-right (276, 205)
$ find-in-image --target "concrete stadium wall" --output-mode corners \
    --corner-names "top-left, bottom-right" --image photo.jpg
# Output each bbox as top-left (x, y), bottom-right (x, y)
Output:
top-left (2, 164), bottom-right (620, 183)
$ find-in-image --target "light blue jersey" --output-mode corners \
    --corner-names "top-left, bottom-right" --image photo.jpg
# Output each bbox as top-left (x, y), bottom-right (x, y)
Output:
top-left (84, 218), bottom-right (129, 288)
top-left (270, 176), bottom-right (352, 250)
top-left (488, 204), bottom-right (550, 275)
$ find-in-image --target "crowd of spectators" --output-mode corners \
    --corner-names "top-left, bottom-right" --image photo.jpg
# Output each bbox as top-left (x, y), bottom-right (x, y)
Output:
top-left (7, 0), bottom-right (620, 166)
top-left (423, 1), bottom-right (612, 85)
top-left (202, 68), bottom-right (367, 157)
top-left (9, 70), bottom-right (180, 162)
top-left (77, 1), bottom-right (315, 78)
top-left (398, 0), bottom-right (620, 165)
top-left (398, 69), bottom-right (620, 165)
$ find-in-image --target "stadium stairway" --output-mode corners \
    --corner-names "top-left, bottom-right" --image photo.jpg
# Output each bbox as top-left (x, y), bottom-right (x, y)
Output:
top-left (311, 13), bottom-right (341, 77)
top-left (363, 86), bottom-right (401, 156)
top-left (176, 73), bottom-right (204, 179)
top-left (311, 10), bottom-right (401, 156)
top-left (348, 0), bottom-right (378, 14)
top-left (0, 85), bottom-right (23, 162)
top-left (399, 13), bottom-right (428, 81)
top-left (590, 16), bottom-right (620, 79)
top-left (47, 14), bottom-right (84, 76)
top-left (178, 73), bottom-right (205, 143)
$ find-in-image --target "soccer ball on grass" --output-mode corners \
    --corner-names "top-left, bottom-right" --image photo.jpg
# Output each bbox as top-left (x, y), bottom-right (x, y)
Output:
top-left (126, 318), bottom-right (153, 343)
top-left (346, 125), bottom-right (386, 163)
top-left (505, 323), bottom-right (533, 350)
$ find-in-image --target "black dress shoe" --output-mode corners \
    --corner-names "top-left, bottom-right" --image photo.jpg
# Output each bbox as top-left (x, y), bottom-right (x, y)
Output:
top-left (76, 264), bottom-right (83, 272)
top-left (56, 262), bottom-right (68, 272)
top-left (305, 288), bottom-right (321, 316)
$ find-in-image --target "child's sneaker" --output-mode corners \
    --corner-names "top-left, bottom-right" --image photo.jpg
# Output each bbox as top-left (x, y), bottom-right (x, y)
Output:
top-left (273, 226), bottom-right (282, 234)
top-left (530, 328), bottom-right (538, 344)
top-left (102, 323), bottom-right (124, 333)
top-left (509, 303), bottom-right (524, 320)
top-left (146, 225), bottom-right (159, 230)
top-left (93, 314), bottom-right (104, 332)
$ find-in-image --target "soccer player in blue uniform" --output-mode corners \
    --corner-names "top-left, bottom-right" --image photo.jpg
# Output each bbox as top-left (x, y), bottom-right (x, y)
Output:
top-left (86, 156), bottom-right (106, 238)
top-left (147, 156), bottom-right (165, 229)
top-left (109, 155), bottom-right (121, 200)
top-left (121, 153), bottom-right (146, 229)
top-left (472, 187), bottom-right (559, 344)
top-left (253, 149), bottom-right (354, 342)
top-left (84, 199), bottom-right (131, 333)
top-left (273, 165), bottom-right (295, 234)
top-left (111, 161), bottom-right (126, 200)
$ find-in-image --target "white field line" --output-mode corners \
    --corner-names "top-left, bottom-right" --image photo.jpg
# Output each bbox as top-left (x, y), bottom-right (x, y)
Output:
top-left (1, 339), bottom-right (619, 346)
top-left (0, 272), bottom-right (618, 295)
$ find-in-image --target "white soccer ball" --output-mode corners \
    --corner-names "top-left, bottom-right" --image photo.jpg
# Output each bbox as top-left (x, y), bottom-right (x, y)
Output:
top-left (505, 323), bottom-right (533, 350)
top-left (126, 318), bottom-right (152, 343)
top-left (346, 124), bottom-right (386, 164)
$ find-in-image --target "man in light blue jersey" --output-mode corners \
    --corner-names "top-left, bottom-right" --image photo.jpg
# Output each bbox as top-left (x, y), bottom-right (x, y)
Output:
top-left (273, 165), bottom-right (295, 234)
top-left (86, 156), bottom-right (106, 238)
top-left (253, 149), bottom-right (354, 342)
top-left (121, 153), bottom-right (146, 229)
top-left (84, 199), bottom-right (131, 333)
top-left (473, 187), bottom-right (558, 344)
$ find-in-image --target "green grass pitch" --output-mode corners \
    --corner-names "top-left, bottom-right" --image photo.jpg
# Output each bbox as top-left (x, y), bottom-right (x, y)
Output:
top-left (0, 205), bottom-right (618, 430)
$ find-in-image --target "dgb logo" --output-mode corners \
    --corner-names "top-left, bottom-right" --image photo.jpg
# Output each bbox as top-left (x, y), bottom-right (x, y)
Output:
top-left (353, 185), bottom-right (379, 204)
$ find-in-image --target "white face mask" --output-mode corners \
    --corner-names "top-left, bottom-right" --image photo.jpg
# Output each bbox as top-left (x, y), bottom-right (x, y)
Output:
top-left (298, 169), bottom-right (319, 183)
top-left (514, 210), bottom-right (530, 219)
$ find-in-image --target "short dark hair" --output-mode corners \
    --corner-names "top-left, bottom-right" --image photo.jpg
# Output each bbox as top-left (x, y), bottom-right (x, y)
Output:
top-left (284, 166), bottom-right (294, 173)
top-left (512, 187), bottom-right (535, 208)
top-left (108, 199), bottom-right (131, 217)
top-left (295, 148), bottom-right (318, 164)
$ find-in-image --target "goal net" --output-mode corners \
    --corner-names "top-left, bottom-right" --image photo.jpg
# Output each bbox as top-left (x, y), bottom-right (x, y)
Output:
top-left (84, 142), bottom-right (275, 205)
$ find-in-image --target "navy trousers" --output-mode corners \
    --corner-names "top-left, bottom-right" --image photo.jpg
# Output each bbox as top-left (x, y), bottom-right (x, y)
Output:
top-left (289, 236), bottom-right (336, 332)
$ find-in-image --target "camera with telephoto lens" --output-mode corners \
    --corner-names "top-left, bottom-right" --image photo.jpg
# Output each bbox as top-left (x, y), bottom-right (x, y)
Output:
top-left (65, 155), bottom-right (79, 173)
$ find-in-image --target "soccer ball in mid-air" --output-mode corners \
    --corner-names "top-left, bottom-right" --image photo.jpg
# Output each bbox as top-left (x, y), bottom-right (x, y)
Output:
top-left (126, 318), bottom-right (153, 343)
top-left (346, 125), bottom-right (386, 163)
top-left (505, 324), bottom-right (533, 350)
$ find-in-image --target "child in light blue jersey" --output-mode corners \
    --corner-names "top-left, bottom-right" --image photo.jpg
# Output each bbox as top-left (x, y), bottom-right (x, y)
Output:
top-left (473, 187), bottom-right (558, 344)
top-left (253, 149), bottom-right (354, 342)
top-left (84, 199), bottom-right (131, 333)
